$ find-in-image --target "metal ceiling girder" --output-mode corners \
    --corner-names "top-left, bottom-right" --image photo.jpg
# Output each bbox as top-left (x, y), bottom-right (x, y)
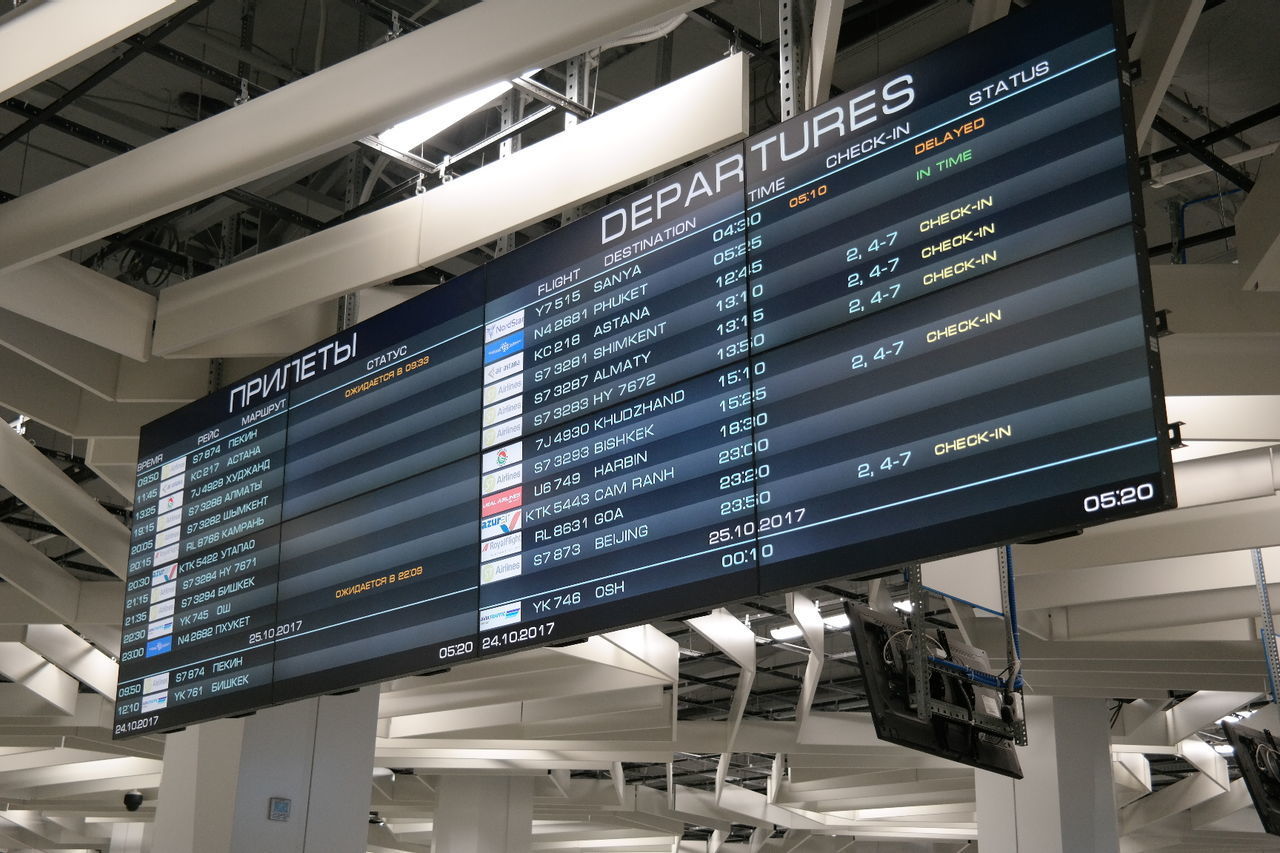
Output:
top-left (805, 0), bottom-right (844, 110)
top-left (1149, 114), bottom-right (1255, 192)
top-left (0, 0), bottom-right (711, 277)
top-left (151, 54), bottom-right (749, 357)
top-left (0, 0), bottom-right (216, 156)
top-left (0, 0), bottom-right (200, 102)
top-left (1129, 0), bottom-right (1205, 147)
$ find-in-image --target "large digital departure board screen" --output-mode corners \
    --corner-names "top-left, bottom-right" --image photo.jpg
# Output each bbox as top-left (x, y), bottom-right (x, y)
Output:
top-left (115, 0), bottom-right (1173, 737)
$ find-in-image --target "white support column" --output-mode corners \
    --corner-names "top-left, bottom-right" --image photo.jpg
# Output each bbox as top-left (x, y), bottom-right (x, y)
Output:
top-left (151, 686), bottom-right (379, 853)
top-left (976, 696), bottom-right (1119, 853)
top-left (109, 821), bottom-right (153, 853)
top-left (432, 775), bottom-right (534, 853)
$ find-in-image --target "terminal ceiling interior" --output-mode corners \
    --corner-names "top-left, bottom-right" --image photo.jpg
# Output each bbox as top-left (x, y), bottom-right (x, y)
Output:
top-left (0, 0), bottom-right (1279, 849)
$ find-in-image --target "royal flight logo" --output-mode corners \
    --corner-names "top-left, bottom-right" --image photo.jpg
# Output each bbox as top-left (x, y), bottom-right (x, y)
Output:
top-left (480, 531), bottom-right (522, 561)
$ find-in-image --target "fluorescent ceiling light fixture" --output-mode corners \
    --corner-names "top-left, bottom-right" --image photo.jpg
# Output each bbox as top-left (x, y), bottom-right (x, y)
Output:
top-left (1213, 743), bottom-right (1235, 755)
top-left (893, 599), bottom-right (913, 613)
top-left (377, 70), bottom-right (538, 152)
top-left (769, 623), bottom-right (803, 641)
top-left (768, 613), bottom-right (851, 641)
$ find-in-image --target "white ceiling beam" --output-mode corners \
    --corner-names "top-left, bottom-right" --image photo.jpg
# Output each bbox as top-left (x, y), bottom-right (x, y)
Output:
top-left (968, 0), bottom-right (1011, 31)
top-left (0, 258), bottom-right (155, 360)
top-left (0, 0), bottom-right (710, 275)
top-left (0, 0), bottom-right (199, 102)
top-left (0, 349), bottom-right (175, 439)
top-left (0, 643), bottom-right (79, 715)
top-left (1160, 333), bottom-right (1280, 395)
top-left (23, 626), bottom-right (119, 699)
top-left (1129, 0), bottom-right (1205, 147)
top-left (0, 527), bottom-right (82, 624)
top-left (1011, 492), bottom-right (1280, 572)
top-left (1015, 548), bottom-right (1278, 611)
top-left (1151, 264), bottom-right (1280, 332)
top-left (0, 419), bottom-right (128, 576)
top-left (805, 0), bottom-right (845, 109)
top-left (1235, 150), bottom-right (1280, 292)
top-left (152, 53), bottom-right (748, 355)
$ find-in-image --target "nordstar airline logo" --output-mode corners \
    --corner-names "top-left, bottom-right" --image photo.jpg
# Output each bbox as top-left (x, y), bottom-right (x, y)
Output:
top-left (479, 509), bottom-right (522, 540)
top-left (485, 310), bottom-right (525, 343)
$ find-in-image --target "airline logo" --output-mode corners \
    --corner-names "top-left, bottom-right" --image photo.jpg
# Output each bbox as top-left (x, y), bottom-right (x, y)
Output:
top-left (159, 473), bottom-right (185, 498)
top-left (151, 581), bottom-right (177, 604)
top-left (482, 465), bottom-right (523, 495)
top-left (484, 331), bottom-right (524, 364)
top-left (480, 601), bottom-right (521, 631)
top-left (483, 395), bottom-right (523, 427)
top-left (480, 509), bottom-right (521, 540)
top-left (143, 672), bottom-right (170, 694)
top-left (156, 507), bottom-right (183, 533)
top-left (484, 352), bottom-right (524, 385)
top-left (482, 442), bottom-right (522, 473)
top-left (151, 564), bottom-right (178, 586)
top-left (481, 486), bottom-right (523, 517)
top-left (152, 544), bottom-right (179, 567)
top-left (480, 555), bottom-right (522, 585)
top-left (141, 692), bottom-right (169, 712)
top-left (160, 491), bottom-right (184, 513)
top-left (482, 418), bottom-right (523, 450)
top-left (149, 599), bottom-right (175, 622)
top-left (485, 310), bottom-right (525, 343)
top-left (145, 636), bottom-right (172, 657)
top-left (161, 457), bottom-right (187, 479)
top-left (480, 531), bottom-right (522, 561)
top-left (483, 373), bottom-right (523, 406)
top-left (154, 526), bottom-right (181, 550)
top-left (147, 617), bottom-right (174, 640)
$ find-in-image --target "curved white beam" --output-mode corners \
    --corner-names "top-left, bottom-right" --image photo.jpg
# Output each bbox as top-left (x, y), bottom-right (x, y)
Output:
top-left (0, 0), bottom-right (705, 275)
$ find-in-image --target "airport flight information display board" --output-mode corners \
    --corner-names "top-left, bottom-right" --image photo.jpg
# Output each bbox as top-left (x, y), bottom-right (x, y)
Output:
top-left (114, 0), bottom-right (1173, 737)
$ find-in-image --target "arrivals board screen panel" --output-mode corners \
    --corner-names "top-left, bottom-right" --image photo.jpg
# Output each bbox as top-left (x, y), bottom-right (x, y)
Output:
top-left (114, 0), bottom-right (1173, 738)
